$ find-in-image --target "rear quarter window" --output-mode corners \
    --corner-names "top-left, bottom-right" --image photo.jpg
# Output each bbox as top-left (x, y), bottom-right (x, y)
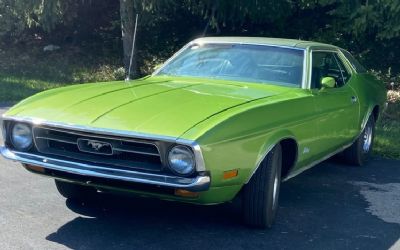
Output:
top-left (340, 49), bottom-right (367, 73)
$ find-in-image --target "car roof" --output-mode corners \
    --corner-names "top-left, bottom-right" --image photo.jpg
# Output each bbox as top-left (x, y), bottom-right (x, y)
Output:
top-left (193, 37), bottom-right (340, 50)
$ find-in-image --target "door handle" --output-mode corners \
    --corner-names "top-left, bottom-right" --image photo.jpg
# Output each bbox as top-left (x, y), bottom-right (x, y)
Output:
top-left (351, 96), bottom-right (357, 104)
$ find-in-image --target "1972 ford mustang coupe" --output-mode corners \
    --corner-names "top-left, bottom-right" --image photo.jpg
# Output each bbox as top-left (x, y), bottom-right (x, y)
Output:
top-left (1, 37), bottom-right (386, 228)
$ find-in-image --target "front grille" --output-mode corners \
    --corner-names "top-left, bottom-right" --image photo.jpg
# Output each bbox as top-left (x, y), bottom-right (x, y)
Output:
top-left (33, 126), bottom-right (163, 172)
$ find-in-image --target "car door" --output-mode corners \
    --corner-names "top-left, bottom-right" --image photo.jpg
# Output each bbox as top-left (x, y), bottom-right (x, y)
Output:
top-left (310, 50), bottom-right (360, 158)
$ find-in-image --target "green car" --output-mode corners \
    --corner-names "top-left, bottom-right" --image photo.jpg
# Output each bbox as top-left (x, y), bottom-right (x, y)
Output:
top-left (0, 37), bottom-right (386, 228)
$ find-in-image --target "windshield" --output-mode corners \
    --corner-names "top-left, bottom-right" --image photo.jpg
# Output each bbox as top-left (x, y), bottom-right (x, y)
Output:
top-left (156, 43), bottom-right (304, 87)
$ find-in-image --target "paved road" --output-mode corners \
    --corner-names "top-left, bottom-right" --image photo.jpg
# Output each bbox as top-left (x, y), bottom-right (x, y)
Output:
top-left (0, 106), bottom-right (399, 250)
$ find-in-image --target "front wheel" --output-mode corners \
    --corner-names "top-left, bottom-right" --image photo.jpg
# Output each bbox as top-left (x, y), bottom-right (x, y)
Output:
top-left (242, 144), bottom-right (282, 228)
top-left (343, 115), bottom-right (375, 166)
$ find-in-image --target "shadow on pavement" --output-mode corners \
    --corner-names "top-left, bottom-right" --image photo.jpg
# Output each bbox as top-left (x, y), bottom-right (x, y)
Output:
top-left (46, 158), bottom-right (400, 250)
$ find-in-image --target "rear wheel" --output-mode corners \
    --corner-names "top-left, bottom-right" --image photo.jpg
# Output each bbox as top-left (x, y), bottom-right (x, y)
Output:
top-left (55, 180), bottom-right (97, 200)
top-left (343, 115), bottom-right (375, 166)
top-left (242, 144), bottom-right (282, 228)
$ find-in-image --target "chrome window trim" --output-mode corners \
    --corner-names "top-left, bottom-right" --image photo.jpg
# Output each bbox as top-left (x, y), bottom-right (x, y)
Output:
top-left (336, 50), bottom-right (357, 74)
top-left (153, 41), bottom-right (307, 89)
top-left (337, 49), bottom-right (359, 74)
top-left (304, 47), bottom-right (312, 89)
top-left (301, 49), bottom-right (307, 89)
top-left (1, 115), bottom-right (206, 172)
top-left (332, 54), bottom-right (347, 86)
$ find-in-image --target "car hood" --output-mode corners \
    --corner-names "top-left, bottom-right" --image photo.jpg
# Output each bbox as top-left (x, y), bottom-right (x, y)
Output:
top-left (5, 76), bottom-right (289, 138)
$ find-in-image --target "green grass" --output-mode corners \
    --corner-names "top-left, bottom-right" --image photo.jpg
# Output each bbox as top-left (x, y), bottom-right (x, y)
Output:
top-left (0, 43), bottom-right (124, 104)
top-left (374, 101), bottom-right (400, 159)
top-left (0, 75), bottom-right (65, 104)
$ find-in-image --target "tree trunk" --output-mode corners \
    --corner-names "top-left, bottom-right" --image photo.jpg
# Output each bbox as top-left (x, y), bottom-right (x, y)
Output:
top-left (120, 0), bottom-right (137, 78)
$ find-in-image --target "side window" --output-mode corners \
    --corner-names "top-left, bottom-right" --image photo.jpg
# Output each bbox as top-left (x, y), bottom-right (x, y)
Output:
top-left (311, 51), bottom-right (347, 89)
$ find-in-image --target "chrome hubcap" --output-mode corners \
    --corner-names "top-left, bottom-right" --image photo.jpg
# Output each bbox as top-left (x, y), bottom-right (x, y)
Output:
top-left (362, 122), bottom-right (373, 154)
top-left (272, 172), bottom-right (279, 208)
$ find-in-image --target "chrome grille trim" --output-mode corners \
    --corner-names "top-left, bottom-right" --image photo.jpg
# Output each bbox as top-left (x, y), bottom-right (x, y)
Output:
top-left (111, 147), bottom-right (160, 156)
top-left (35, 133), bottom-right (161, 157)
top-left (35, 136), bottom-right (76, 144)
top-left (31, 126), bottom-right (163, 173)
top-left (33, 126), bottom-right (161, 157)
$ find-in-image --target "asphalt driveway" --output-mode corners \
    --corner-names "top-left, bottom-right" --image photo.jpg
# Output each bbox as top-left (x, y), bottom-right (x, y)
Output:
top-left (0, 106), bottom-right (399, 250)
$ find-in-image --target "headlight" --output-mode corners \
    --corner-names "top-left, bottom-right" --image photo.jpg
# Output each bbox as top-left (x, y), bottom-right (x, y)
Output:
top-left (167, 145), bottom-right (195, 175)
top-left (11, 123), bottom-right (33, 151)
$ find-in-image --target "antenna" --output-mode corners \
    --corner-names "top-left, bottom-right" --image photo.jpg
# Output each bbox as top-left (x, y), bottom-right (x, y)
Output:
top-left (125, 14), bottom-right (139, 81)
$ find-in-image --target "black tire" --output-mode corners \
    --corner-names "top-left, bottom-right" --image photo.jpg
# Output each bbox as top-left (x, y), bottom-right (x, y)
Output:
top-left (55, 180), bottom-right (97, 200)
top-left (343, 115), bottom-right (375, 166)
top-left (242, 144), bottom-right (282, 228)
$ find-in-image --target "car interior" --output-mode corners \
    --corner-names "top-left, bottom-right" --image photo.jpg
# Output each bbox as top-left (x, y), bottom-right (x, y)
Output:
top-left (311, 52), bottom-right (350, 89)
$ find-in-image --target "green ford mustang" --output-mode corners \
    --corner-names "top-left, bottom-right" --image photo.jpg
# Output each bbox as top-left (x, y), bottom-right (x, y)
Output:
top-left (0, 37), bottom-right (386, 228)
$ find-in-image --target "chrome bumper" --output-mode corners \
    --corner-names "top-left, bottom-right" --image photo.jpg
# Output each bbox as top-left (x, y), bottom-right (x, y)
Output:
top-left (0, 146), bottom-right (210, 192)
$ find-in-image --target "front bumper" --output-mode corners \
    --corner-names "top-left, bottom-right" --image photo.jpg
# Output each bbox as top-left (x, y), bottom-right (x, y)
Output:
top-left (0, 146), bottom-right (210, 192)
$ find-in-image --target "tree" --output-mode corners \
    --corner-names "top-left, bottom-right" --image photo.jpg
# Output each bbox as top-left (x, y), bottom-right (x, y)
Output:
top-left (2, 0), bottom-right (400, 75)
top-left (120, 0), bottom-right (136, 78)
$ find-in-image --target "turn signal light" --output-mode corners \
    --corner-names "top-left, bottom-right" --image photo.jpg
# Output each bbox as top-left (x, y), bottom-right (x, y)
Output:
top-left (223, 169), bottom-right (238, 180)
top-left (174, 189), bottom-right (199, 198)
top-left (24, 164), bottom-right (45, 173)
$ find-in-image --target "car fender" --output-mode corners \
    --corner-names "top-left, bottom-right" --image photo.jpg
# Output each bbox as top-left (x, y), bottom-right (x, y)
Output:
top-left (244, 129), bottom-right (298, 184)
top-left (360, 106), bottom-right (375, 131)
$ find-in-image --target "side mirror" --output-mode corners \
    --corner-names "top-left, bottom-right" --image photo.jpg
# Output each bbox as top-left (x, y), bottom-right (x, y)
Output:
top-left (321, 77), bottom-right (336, 89)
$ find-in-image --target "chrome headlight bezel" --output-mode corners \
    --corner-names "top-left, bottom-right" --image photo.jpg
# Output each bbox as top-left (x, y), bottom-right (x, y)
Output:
top-left (1, 121), bottom-right (6, 146)
top-left (167, 145), bottom-right (196, 176)
top-left (10, 123), bottom-right (33, 151)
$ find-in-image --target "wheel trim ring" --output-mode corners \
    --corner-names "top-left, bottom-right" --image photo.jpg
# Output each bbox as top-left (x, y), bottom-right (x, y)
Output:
top-left (272, 172), bottom-right (279, 209)
top-left (362, 121), bottom-right (373, 153)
